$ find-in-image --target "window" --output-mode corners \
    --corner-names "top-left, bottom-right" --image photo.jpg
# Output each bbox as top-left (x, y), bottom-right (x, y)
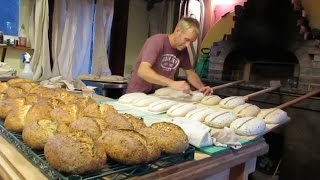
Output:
top-left (0, 0), bottom-right (20, 36)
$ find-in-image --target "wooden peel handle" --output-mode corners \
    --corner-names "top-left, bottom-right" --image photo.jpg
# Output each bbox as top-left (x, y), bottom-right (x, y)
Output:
top-left (276, 89), bottom-right (320, 109)
top-left (212, 80), bottom-right (245, 90)
top-left (243, 85), bottom-right (281, 101)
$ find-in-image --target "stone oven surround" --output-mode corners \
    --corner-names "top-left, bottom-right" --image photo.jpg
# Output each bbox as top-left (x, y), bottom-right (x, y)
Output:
top-left (207, 0), bottom-right (320, 91)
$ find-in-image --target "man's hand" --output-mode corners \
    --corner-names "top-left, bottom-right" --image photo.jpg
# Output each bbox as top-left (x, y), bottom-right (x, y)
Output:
top-left (169, 80), bottom-right (191, 94)
top-left (199, 86), bottom-right (213, 96)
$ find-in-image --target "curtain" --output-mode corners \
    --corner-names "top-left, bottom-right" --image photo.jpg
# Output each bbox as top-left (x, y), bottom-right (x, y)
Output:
top-left (91, 0), bottom-right (114, 76)
top-left (26, 0), bottom-right (51, 81)
top-left (52, 0), bottom-right (114, 80)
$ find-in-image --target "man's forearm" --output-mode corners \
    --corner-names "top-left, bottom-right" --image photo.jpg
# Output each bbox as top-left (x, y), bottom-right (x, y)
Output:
top-left (138, 64), bottom-right (174, 86)
top-left (186, 70), bottom-right (205, 89)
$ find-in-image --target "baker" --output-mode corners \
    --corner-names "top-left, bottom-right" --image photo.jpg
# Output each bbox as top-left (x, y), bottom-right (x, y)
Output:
top-left (126, 17), bottom-right (213, 95)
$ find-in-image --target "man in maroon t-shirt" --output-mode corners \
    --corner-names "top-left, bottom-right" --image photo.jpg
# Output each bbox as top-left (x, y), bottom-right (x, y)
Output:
top-left (127, 17), bottom-right (213, 95)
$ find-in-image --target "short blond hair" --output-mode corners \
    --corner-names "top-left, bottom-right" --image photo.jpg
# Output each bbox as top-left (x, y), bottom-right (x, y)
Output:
top-left (176, 17), bottom-right (200, 35)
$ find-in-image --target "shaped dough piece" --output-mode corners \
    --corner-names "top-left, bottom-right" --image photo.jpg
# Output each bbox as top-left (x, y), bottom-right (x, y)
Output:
top-left (185, 107), bottom-right (218, 122)
top-left (167, 103), bottom-right (197, 117)
top-left (148, 100), bottom-right (178, 112)
top-left (154, 87), bottom-right (173, 96)
top-left (257, 108), bottom-right (289, 124)
top-left (219, 96), bottom-right (245, 109)
top-left (118, 93), bottom-right (146, 104)
top-left (232, 103), bottom-right (261, 117)
top-left (183, 91), bottom-right (205, 102)
top-left (204, 110), bottom-right (238, 128)
top-left (230, 117), bottom-right (266, 136)
top-left (132, 96), bottom-right (160, 107)
top-left (201, 95), bottom-right (222, 106)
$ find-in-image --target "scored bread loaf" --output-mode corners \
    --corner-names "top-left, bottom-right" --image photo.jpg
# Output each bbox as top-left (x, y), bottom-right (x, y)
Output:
top-left (4, 105), bottom-right (32, 132)
top-left (50, 104), bottom-right (83, 125)
top-left (0, 97), bottom-right (25, 118)
top-left (44, 132), bottom-right (107, 174)
top-left (4, 87), bottom-right (24, 98)
top-left (70, 117), bottom-right (108, 141)
top-left (121, 113), bottom-right (147, 130)
top-left (230, 117), bottom-right (266, 136)
top-left (22, 119), bottom-right (58, 149)
top-left (257, 108), bottom-right (289, 124)
top-left (232, 103), bottom-right (261, 117)
top-left (182, 91), bottom-right (205, 102)
top-left (0, 82), bottom-right (9, 93)
top-left (132, 95), bottom-right (160, 107)
top-left (203, 110), bottom-right (238, 128)
top-left (118, 92), bottom-right (146, 104)
top-left (25, 102), bottom-right (53, 125)
top-left (219, 96), bottom-right (246, 109)
top-left (148, 100), bottom-right (177, 112)
top-left (166, 103), bottom-right (197, 117)
top-left (138, 122), bottom-right (189, 154)
top-left (154, 87), bottom-right (173, 96)
top-left (185, 107), bottom-right (217, 122)
top-left (201, 95), bottom-right (222, 106)
top-left (83, 103), bottom-right (117, 119)
top-left (97, 129), bottom-right (160, 164)
top-left (104, 112), bottom-right (134, 130)
top-left (7, 78), bottom-right (33, 86)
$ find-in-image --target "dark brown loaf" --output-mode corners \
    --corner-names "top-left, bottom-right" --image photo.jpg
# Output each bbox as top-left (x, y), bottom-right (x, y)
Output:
top-left (138, 122), bottom-right (189, 154)
top-left (22, 119), bottom-right (58, 149)
top-left (44, 132), bottom-right (107, 174)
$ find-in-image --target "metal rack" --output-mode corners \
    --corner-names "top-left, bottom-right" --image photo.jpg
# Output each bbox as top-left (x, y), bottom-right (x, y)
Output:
top-left (0, 121), bottom-right (195, 180)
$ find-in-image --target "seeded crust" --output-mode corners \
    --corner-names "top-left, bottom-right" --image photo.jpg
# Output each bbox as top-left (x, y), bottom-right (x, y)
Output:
top-left (83, 103), bottom-right (117, 119)
top-left (70, 117), bottom-right (107, 141)
top-left (22, 119), bottom-right (58, 149)
top-left (25, 102), bottom-right (53, 125)
top-left (121, 113), bottom-right (147, 130)
top-left (0, 97), bottom-right (25, 119)
top-left (44, 132), bottom-right (107, 174)
top-left (104, 112), bottom-right (134, 130)
top-left (4, 105), bottom-right (32, 132)
top-left (50, 104), bottom-right (83, 125)
top-left (138, 122), bottom-right (189, 154)
top-left (97, 129), bottom-right (160, 164)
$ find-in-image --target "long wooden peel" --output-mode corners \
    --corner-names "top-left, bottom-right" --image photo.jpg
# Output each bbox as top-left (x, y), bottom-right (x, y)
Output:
top-left (242, 81), bottom-right (281, 101)
top-left (212, 80), bottom-right (245, 90)
top-left (276, 89), bottom-right (320, 109)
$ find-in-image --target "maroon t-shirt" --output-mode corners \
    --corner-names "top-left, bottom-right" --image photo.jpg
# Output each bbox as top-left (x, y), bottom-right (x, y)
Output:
top-left (127, 34), bottom-right (192, 94)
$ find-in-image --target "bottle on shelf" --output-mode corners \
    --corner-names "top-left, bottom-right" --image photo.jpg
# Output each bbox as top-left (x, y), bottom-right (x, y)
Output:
top-left (19, 24), bottom-right (27, 47)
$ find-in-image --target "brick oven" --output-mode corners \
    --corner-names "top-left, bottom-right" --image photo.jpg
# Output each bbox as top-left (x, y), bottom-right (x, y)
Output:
top-left (207, 0), bottom-right (320, 92)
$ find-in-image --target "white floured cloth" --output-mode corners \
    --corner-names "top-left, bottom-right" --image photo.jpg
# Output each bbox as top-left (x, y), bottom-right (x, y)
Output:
top-left (210, 127), bottom-right (242, 149)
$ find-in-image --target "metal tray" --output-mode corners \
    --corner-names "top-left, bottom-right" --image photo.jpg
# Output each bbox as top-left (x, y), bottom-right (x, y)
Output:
top-left (0, 120), bottom-right (195, 180)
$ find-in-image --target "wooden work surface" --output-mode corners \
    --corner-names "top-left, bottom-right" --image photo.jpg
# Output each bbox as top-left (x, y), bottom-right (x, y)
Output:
top-left (0, 94), bottom-right (269, 180)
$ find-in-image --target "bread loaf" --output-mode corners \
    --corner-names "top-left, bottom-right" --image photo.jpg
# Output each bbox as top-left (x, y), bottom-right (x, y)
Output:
top-left (232, 103), bottom-right (261, 117)
top-left (203, 110), bottom-right (238, 128)
top-left (83, 103), bottom-right (117, 119)
top-left (166, 103), bottom-right (197, 117)
top-left (105, 112), bottom-right (134, 130)
top-left (183, 91), bottom-right (205, 102)
top-left (257, 108), bottom-right (289, 124)
top-left (0, 82), bottom-right (8, 93)
top-left (219, 96), bottom-right (245, 109)
top-left (7, 78), bottom-right (33, 86)
top-left (97, 129), bottom-right (160, 164)
top-left (25, 102), bottom-right (53, 125)
top-left (138, 122), bottom-right (189, 154)
top-left (230, 117), bottom-right (266, 136)
top-left (0, 97), bottom-right (25, 118)
top-left (118, 92), bottom-right (146, 104)
top-left (154, 87), bottom-right (173, 96)
top-left (4, 87), bottom-right (24, 98)
top-left (148, 100), bottom-right (177, 112)
top-left (185, 107), bottom-right (217, 122)
top-left (50, 104), bottom-right (83, 125)
top-left (70, 117), bottom-right (107, 141)
top-left (4, 105), bottom-right (32, 132)
top-left (121, 113), bottom-right (147, 130)
top-left (44, 132), bottom-right (107, 174)
top-left (132, 95), bottom-right (160, 107)
top-left (201, 95), bottom-right (221, 106)
top-left (22, 119), bottom-right (58, 149)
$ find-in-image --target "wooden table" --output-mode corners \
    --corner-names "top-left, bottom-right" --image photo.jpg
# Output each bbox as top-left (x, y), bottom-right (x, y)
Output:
top-left (0, 44), bottom-right (34, 62)
top-left (0, 94), bottom-right (269, 180)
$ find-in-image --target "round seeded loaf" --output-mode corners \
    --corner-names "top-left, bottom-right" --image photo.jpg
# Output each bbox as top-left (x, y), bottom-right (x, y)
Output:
top-left (138, 122), bottom-right (189, 154)
top-left (70, 117), bottom-right (107, 141)
top-left (44, 132), bottom-right (107, 174)
top-left (97, 129), bottom-right (160, 164)
top-left (22, 119), bottom-right (58, 149)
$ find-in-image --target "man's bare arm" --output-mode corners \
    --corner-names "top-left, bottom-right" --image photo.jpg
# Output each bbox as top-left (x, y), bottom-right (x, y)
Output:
top-left (138, 61), bottom-right (190, 92)
top-left (185, 69), bottom-right (213, 95)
